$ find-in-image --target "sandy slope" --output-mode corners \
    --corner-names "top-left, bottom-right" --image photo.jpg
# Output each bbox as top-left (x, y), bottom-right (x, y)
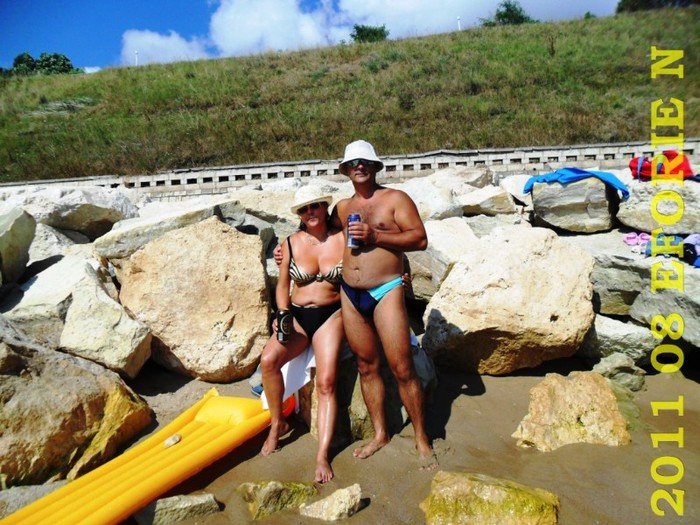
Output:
top-left (127, 358), bottom-right (700, 525)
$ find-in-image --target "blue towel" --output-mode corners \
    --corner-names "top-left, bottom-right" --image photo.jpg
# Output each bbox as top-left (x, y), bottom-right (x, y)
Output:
top-left (523, 167), bottom-right (630, 200)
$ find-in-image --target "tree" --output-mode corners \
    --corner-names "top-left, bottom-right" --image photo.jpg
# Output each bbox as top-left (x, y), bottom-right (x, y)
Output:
top-left (9, 51), bottom-right (78, 77)
top-left (617, 0), bottom-right (699, 11)
top-left (12, 52), bottom-right (36, 76)
top-left (481, 0), bottom-right (537, 26)
top-left (36, 53), bottom-right (76, 75)
top-left (350, 24), bottom-right (389, 43)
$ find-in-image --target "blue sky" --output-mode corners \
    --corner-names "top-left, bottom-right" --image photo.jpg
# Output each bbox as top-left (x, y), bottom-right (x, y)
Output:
top-left (0, 1), bottom-right (619, 72)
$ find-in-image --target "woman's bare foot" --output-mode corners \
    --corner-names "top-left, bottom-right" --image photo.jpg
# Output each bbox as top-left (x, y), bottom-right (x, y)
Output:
top-left (261, 419), bottom-right (290, 457)
top-left (352, 437), bottom-right (389, 459)
top-left (315, 458), bottom-right (334, 483)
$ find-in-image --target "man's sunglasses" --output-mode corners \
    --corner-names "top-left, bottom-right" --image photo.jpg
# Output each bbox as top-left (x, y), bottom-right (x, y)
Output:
top-left (346, 158), bottom-right (378, 169)
top-left (297, 202), bottom-right (323, 215)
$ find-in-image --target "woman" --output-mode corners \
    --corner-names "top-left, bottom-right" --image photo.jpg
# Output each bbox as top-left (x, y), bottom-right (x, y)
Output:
top-left (260, 185), bottom-right (345, 484)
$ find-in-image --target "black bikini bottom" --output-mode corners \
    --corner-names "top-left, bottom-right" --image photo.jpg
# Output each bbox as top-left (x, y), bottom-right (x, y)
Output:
top-left (290, 302), bottom-right (341, 339)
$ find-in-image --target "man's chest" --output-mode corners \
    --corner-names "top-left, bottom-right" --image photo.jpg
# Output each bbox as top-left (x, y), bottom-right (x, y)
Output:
top-left (343, 201), bottom-right (395, 230)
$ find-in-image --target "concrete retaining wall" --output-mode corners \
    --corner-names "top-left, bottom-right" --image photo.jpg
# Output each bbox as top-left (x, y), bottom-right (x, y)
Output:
top-left (2, 139), bottom-right (698, 202)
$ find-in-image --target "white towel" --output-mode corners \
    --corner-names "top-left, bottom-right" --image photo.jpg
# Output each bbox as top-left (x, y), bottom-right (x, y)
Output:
top-left (261, 345), bottom-right (315, 410)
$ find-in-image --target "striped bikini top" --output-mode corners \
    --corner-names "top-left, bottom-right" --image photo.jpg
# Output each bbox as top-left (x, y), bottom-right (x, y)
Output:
top-left (287, 236), bottom-right (343, 285)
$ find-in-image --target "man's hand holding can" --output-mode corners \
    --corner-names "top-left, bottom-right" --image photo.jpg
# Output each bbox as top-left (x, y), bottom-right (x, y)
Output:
top-left (347, 213), bottom-right (362, 248)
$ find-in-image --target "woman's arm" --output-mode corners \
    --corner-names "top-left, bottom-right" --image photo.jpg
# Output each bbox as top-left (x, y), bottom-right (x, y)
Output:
top-left (275, 236), bottom-right (292, 310)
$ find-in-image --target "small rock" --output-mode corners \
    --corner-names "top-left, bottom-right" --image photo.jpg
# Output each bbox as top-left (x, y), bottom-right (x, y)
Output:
top-left (420, 471), bottom-right (559, 525)
top-left (133, 493), bottom-right (220, 525)
top-left (237, 480), bottom-right (317, 520)
top-left (299, 483), bottom-right (363, 521)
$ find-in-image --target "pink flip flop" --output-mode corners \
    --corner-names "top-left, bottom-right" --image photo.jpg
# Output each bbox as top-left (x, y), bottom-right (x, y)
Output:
top-left (623, 232), bottom-right (639, 246)
top-left (638, 232), bottom-right (651, 244)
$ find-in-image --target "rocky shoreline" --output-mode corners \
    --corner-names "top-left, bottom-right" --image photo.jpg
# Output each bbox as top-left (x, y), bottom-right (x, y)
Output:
top-left (1, 165), bottom-right (699, 523)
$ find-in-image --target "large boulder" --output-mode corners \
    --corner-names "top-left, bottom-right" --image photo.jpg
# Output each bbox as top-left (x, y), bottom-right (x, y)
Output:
top-left (117, 216), bottom-right (269, 382)
top-left (458, 185), bottom-right (518, 216)
top-left (420, 471), bottom-right (560, 525)
top-left (564, 230), bottom-right (651, 316)
top-left (422, 227), bottom-right (594, 375)
top-left (530, 177), bottom-right (617, 233)
top-left (463, 212), bottom-right (532, 238)
top-left (406, 217), bottom-right (478, 302)
top-left (617, 179), bottom-right (700, 234)
top-left (1, 186), bottom-right (139, 240)
top-left (93, 196), bottom-right (246, 260)
top-left (499, 174), bottom-right (533, 206)
top-left (0, 250), bottom-right (105, 349)
top-left (566, 229), bottom-right (700, 348)
top-left (426, 166), bottom-right (492, 192)
top-left (579, 314), bottom-right (659, 366)
top-left (0, 317), bottom-right (152, 486)
top-left (59, 265), bottom-right (152, 379)
top-left (27, 224), bottom-right (90, 266)
top-left (228, 178), bottom-right (350, 222)
top-left (0, 207), bottom-right (36, 284)
top-left (389, 177), bottom-right (462, 221)
top-left (511, 371), bottom-right (632, 452)
top-left (629, 266), bottom-right (700, 348)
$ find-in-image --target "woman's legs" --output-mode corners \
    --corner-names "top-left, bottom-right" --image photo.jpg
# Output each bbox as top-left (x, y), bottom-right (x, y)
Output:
top-left (310, 309), bottom-right (344, 483)
top-left (260, 319), bottom-right (308, 456)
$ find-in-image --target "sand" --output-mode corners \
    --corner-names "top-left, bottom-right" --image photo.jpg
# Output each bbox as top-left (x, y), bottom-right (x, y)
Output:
top-left (127, 358), bottom-right (700, 524)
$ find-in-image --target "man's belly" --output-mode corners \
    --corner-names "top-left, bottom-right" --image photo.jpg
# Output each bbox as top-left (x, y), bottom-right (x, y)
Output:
top-left (342, 250), bottom-right (403, 289)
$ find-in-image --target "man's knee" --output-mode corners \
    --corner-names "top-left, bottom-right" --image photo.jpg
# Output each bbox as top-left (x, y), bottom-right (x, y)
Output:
top-left (389, 357), bottom-right (416, 384)
top-left (356, 356), bottom-right (381, 377)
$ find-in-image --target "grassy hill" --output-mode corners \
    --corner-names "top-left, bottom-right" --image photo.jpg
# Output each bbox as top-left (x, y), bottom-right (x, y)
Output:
top-left (1, 7), bottom-right (698, 183)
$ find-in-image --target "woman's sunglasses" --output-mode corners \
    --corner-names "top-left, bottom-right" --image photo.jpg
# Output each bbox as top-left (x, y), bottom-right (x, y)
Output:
top-left (297, 202), bottom-right (323, 215)
top-left (346, 158), bottom-right (377, 169)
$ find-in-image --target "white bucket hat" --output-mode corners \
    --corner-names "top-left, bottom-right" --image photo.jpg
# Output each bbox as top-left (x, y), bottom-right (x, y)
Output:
top-left (290, 185), bottom-right (332, 215)
top-left (339, 140), bottom-right (384, 175)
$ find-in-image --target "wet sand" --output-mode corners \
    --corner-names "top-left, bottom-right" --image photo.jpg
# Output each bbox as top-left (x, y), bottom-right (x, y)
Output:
top-left (128, 358), bottom-right (700, 524)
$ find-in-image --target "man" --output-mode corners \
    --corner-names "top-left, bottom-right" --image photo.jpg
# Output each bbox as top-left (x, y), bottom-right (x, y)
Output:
top-left (332, 140), bottom-right (435, 467)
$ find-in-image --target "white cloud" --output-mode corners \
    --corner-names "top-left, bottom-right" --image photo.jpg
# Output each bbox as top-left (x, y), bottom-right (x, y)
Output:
top-left (83, 66), bottom-right (102, 74)
top-left (337, 0), bottom-right (487, 37)
top-left (120, 29), bottom-right (209, 66)
top-left (118, 1), bottom-right (620, 66)
top-left (209, 0), bottom-right (332, 56)
top-left (519, 0), bottom-right (617, 21)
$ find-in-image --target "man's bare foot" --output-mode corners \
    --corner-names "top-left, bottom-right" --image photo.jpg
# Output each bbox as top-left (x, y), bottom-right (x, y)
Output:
top-left (418, 450), bottom-right (439, 471)
top-left (261, 420), bottom-right (290, 457)
top-left (415, 439), bottom-right (438, 470)
top-left (315, 459), bottom-right (334, 483)
top-left (352, 437), bottom-right (389, 459)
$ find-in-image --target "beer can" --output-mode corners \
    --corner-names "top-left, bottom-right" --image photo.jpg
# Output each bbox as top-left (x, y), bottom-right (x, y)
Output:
top-left (347, 213), bottom-right (361, 248)
top-left (276, 309), bottom-right (291, 342)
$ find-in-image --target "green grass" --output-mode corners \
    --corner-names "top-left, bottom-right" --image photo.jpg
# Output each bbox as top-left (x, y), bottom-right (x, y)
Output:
top-left (1, 7), bottom-right (698, 183)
